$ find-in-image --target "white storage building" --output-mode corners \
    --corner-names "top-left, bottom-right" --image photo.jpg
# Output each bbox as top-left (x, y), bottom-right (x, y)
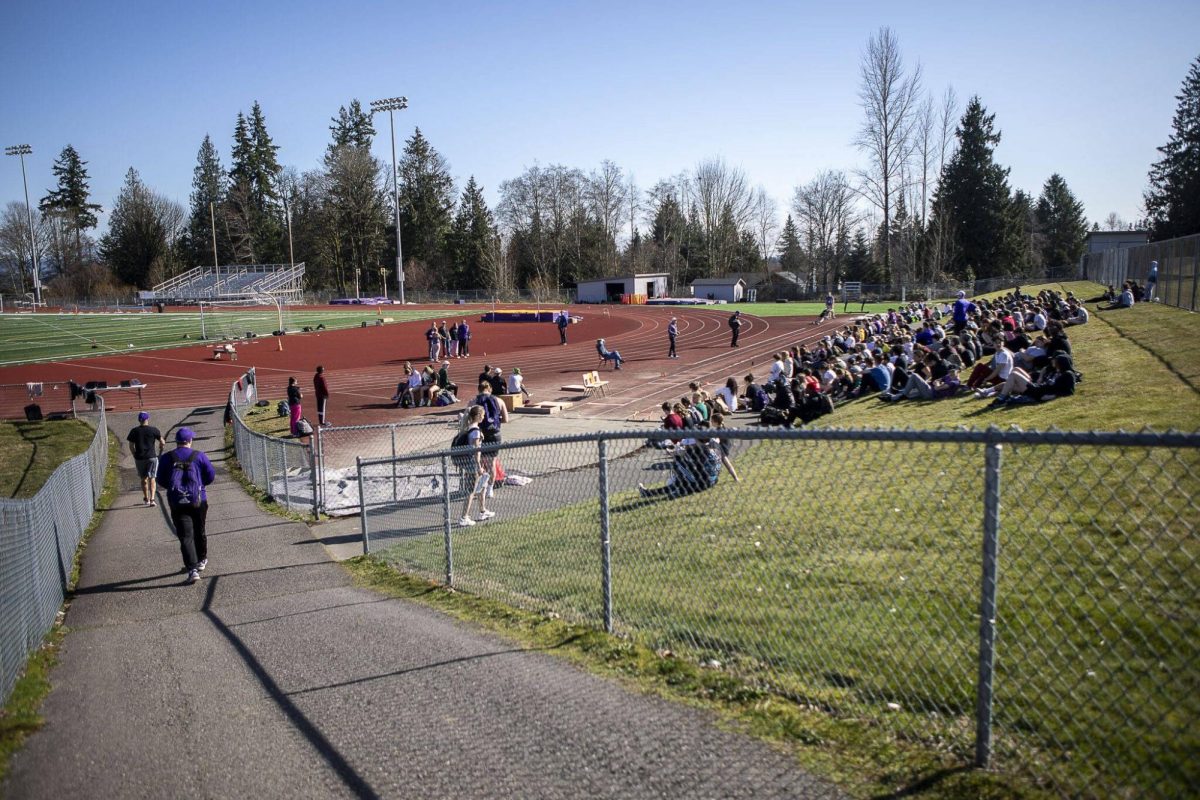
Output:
top-left (690, 277), bottom-right (746, 303)
top-left (575, 273), bottom-right (669, 303)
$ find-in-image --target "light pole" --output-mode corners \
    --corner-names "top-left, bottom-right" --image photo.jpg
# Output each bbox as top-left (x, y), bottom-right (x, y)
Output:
top-left (370, 96), bottom-right (407, 305)
top-left (5, 145), bottom-right (40, 306)
top-left (354, 268), bottom-right (361, 300)
top-left (379, 267), bottom-right (388, 300)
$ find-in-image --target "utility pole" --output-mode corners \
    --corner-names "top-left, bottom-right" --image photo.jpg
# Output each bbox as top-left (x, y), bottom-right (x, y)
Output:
top-left (5, 145), bottom-right (40, 306)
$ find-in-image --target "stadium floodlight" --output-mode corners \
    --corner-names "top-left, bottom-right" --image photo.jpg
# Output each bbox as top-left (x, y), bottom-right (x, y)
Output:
top-left (379, 267), bottom-right (388, 299)
top-left (5, 144), bottom-right (40, 306)
top-left (370, 96), bottom-right (408, 304)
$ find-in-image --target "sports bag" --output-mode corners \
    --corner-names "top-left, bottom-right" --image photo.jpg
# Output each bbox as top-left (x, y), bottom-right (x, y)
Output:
top-left (168, 451), bottom-right (204, 509)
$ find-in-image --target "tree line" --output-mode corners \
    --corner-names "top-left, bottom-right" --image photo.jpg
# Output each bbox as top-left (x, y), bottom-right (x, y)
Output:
top-left (2, 39), bottom-right (1196, 301)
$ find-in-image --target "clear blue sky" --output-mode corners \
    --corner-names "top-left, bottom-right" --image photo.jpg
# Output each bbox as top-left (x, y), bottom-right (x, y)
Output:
top-left (2, 0), bottom-right (1197, 236)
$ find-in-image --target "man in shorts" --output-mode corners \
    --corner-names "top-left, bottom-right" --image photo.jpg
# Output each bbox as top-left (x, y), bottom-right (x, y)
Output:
top-left (126, 411), bottom-right (165, 506)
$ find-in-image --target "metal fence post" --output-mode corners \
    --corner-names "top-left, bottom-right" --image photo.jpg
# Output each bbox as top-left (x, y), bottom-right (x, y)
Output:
top-left (357, 457), bottom-right (370, 555)
top-left (259, 433), bottom-right (269, 496)
top-left (975, 439), bottom-right (1003, 768)
top-left (310, 427), bottom-right (321, 519)
top-left (442, 455), bottom-right (453, 587)
top-left (598, 438), bottom-right (612, 634)
top-left (391, 424), bottom-right (398, 501)
top-left (280, 443), bottom-right (290, 511)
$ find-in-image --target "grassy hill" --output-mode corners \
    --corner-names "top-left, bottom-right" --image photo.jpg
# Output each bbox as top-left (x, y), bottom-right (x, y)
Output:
top-left (367, 282), bottom-right (1199, 798)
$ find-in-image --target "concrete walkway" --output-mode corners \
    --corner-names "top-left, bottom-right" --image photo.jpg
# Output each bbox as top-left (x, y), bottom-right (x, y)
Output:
top-left (3, 407), bottom-right (841, 799)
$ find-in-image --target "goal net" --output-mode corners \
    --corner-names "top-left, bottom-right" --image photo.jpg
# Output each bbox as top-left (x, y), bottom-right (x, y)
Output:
top-left (199, 297), bottom-right (292, 341)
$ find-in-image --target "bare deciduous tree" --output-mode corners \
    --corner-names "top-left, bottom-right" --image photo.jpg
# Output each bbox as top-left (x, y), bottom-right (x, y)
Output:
top-left (685, 158), bottom-right (754, 276)
top-left (853, 26), bottom-right (923, 278)
top-left (586, 160), bottom-right (628, 271)
top-left (792, 171), bottom-right (858, 291)
top-left (1103, 212), bottom-right (1125, 230)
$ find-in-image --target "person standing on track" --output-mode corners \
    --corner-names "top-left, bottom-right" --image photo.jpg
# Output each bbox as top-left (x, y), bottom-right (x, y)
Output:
top-left (457, 319), bottom-right (471, 357)
top-left (426, 322), bottom-right (440, 361)
top-left (448, 321), bottom-right (460, 358)
top-left (667, 317), bottom-right (678, 358)
top-left (557, 309), bottom-right (569, 345)
top-left (313, 366), bottom-right (330, 428)
top-left (127, 411), bottom-right (165, 507)
top-left (287, 377), bottom-right (302, 435)
top-left (729, 310), bottom-right (743, 347)
top-left (438, 321), bottom-right (452, 360)
top-left (157, 427), bottom-right (216, 584)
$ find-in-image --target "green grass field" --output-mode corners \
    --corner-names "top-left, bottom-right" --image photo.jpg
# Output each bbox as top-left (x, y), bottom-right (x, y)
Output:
top-left (0, 419), bottom-right (98, 498)
top-left (0, 307), bottom-right (474, 365)
top-left (728, 300), bottom-right (901, 317)
top-left (370, 281), bottom-right (1200, 798)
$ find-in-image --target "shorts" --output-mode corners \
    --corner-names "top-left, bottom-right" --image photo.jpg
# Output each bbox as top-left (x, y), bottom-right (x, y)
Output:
top-left (472, 472), bottom-right (491, 494)
top-left (136, 458), bottom-right (158, 479)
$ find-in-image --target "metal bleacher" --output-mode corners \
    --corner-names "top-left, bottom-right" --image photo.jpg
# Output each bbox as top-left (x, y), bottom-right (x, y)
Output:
top-left (149, 263), bottom-right (305, 303)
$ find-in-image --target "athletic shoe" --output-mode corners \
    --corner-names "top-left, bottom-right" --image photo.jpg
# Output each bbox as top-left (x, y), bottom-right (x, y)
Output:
top-left (458, 515), bottom-right (476, 527)
top-left (637, 482), bottom-right (650, 497)
top-left (197, 559), bottom-right (208, 571)
top-left (478, 510), bottom-right (496, 520)
top-left (187, 569), bottom-right (200, 584)
top-left (149, 498), bottom-right (157, 506)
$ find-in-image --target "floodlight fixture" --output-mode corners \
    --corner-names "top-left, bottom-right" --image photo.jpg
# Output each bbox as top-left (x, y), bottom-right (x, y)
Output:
top-left (370, 95), bottom-right (409, 303)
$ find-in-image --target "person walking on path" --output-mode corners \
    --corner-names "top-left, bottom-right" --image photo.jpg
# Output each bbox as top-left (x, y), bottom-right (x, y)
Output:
top-left (156, 427), bottom-right (216, 584)
top-left (557, 309), bottom-right (569, 345)
top-left (729, 310), bottom-right (743, 347)
top-left (667, 317), bottom-right (679, 358)
top-left (457, 319), bottom-right (471, 357)
top-left (455, 405), bottom-right (494, 527)
top-left (287, 377), bottom-right (303, 435)
top-left (126, 411), bottom-right (165, 506)
top-left (313, 366), bottom-right (331, 428)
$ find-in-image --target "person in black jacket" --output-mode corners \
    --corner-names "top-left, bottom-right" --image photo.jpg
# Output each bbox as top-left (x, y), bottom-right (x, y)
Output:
top-left (729, 310), bottom-right (743, 347)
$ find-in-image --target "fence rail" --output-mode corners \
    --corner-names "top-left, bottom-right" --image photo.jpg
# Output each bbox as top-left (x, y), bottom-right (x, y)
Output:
top-left (1082, 232), bottom-right (1200, 311)
top-left (0, 399), bottom-right (108, 704)
top-left (354, 425), bottom-right (1200, 798)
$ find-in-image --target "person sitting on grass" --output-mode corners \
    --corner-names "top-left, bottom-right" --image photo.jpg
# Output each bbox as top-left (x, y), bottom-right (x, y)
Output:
top-left (1098, 281), bottom-right (1136, 311)
top-left (596, 338), bottom-right (623, 369)
top-left (637, 433), bottom-right (723, 500)
top-left (713, 377), bottom-right (740, 414)
top-left (709, 412), bottom-right (740, 482)
top-left (987, 354), bottom-right (1080, 405)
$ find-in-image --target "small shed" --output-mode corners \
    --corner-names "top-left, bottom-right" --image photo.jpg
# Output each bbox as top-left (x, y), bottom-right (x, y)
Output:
top-left (1084, 230), bottom-right (1150, 255)
top-left (690, 277), bottom-right (746, 303)
top-left (575, 273), bottom-right (669, 303)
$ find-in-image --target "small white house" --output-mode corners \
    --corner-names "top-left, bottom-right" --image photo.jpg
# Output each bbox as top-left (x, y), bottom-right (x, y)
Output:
top-left (1085, 230), bottom-right (1149, 254)
top-left (690, 277), bottom-right (746, 303)
top-left (575, 273), bottom-right (669, 303)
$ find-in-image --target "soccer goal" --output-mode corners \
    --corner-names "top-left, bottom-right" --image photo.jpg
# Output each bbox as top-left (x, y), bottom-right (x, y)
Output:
top-left (199, 296), bottom-right (292, 340)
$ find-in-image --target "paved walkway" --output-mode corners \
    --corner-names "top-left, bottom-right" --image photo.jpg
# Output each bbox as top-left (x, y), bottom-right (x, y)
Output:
top-left (3, 407), bottom-right (841, 799)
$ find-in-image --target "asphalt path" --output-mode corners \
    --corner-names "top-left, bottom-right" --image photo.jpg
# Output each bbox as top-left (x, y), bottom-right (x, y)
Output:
top-left (3, 408), bottom-right (843, 799)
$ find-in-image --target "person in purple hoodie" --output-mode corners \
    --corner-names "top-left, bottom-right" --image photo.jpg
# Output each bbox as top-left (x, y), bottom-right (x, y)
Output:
top-left (457, 319), bottom-right (471, 357)
top-left (157, 427), bottom-right (217, 584)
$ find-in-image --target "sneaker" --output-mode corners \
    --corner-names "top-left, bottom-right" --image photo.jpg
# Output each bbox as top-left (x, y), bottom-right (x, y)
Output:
top-left (187, 569), bottom-right (200, 584)
top-left (637, 482), bottom-right (650, 497)
top-left (458, 516), bottom-right (476, 527)
top-left (478, 510), bottom-right (496, 520)
top-left (197, 559), bottom-right (208, 571)
top-left (149, 498), bottom-right (157, 506)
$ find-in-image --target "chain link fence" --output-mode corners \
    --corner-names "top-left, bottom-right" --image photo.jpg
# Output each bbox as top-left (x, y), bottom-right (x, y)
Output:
top-left (355, 426), bottom-right (1199, 798)
top-left (227, 371), bottom-right (318, 514)
top-left (0, 399), bottom-right (108, 704)
top-left (1082, 232), bottom-right (1200, 311)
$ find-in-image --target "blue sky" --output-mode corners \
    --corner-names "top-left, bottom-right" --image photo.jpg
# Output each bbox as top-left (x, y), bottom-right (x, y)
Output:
top-left (2, 0), bottom-right (1197, 237)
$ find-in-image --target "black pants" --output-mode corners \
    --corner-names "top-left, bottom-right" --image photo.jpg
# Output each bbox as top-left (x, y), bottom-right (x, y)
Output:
top-left (170, 501), bottom-right (209, 569)
top-left (668, 335), bottom-right (677, 357)
top-left (559, 327), bottom-right (567, 344)
top-left (459, 339), bottom-right (470, 356)
top-left (316, 396), bottom-right (328, 423)
top-left (730, 327), bottom-right (739, 347)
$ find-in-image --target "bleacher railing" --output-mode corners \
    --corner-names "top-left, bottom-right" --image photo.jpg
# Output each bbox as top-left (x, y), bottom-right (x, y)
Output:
top-left (355, 425), bottom-right (1200, 798)
top-left (0, 398), bottom-right (108, 704)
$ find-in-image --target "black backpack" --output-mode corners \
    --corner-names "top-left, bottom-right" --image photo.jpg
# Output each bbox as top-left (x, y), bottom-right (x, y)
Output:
top-left (451, 429), bottom-right (478, 472)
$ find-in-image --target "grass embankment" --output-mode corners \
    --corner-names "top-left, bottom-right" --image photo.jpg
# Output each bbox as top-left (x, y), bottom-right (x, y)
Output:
top-left (0, 419), bottom-right (98, 498)
top-left (359, 281), bottom-right (1198, 798)
top-left (0, 307), bottom-right (473, 365)
top-left (0, 430), bottom-right (119, 785)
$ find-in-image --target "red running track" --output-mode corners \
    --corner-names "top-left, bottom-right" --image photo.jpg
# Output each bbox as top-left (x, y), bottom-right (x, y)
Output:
top-left (0, 305), bottom-right (838, 422)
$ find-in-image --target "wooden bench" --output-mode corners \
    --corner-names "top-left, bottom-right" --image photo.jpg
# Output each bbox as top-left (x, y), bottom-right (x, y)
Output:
top-left (212, 344), bottom-right (238, 361)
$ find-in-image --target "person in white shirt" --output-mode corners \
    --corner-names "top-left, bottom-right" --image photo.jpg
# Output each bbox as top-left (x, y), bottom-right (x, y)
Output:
top-left (974, 343), bottom-right (1015, 398)
top-left (506, 367), bottom-right (531, 400)
top-left (767, 353), bottom-right (785, 384)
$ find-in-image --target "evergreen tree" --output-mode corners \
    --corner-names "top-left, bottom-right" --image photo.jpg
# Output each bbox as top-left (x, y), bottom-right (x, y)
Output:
top-left (1007, 188), bottom-right (1036, 273)
top-left (39, 145), bottom-right (101, 233)
top-left (928, 96), bottom-right (1018, 279)
top-left (1144, 55), bottom-right (1200, 241)
top-left (450, 176), bottom-right (498, 290)
top-left (100, 168), bottom-right (170, 287)
top-left (329, 99), bottom-right (376, 152)
top-left (776, 214), bottom-right (805, 277)
top-left (227, 103), bottom-right (284, 262)
top-left (1035, 174), bottom-right (1088, 267)
top-left (398, 127), bottom-right (456, 284)
top-left (186, 135), bottom-right (230, 266)
top-left (844, 228), bottom-right (875, 282)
